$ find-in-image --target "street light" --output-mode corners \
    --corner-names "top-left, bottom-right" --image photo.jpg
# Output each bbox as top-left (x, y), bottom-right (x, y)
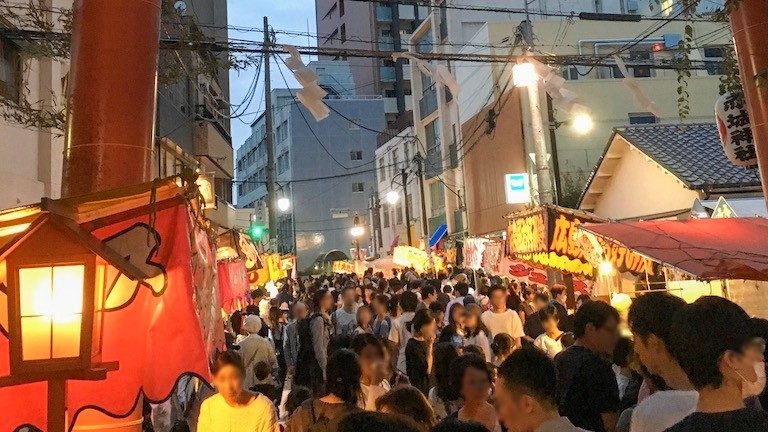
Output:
top-left (351, 214), bottom-right (364, 260)
top-left (350, 225), bottom-right (364, 237)
top-left (277, 197), bottom-right (291, 212)
top-left (571, 112), bottom-right (594, 135)
top-left (386, 190), bottom-right (400, 205)
top-left (512, 62), bottom-right (538, 88)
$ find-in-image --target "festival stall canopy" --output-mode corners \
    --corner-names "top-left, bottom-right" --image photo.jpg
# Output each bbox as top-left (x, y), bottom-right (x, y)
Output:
top-left (579, 217), bottom-right (768, 281)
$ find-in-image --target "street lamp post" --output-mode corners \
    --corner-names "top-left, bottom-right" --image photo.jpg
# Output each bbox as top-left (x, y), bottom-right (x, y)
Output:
top-left (350, 214), bottom-right (364, 260)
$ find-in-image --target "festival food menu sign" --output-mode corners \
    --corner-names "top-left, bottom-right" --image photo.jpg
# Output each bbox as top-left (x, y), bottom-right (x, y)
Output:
top-left (506, 206), bottom-right (655, 278)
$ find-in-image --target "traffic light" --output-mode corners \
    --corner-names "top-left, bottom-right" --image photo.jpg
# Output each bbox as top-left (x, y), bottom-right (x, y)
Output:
top-left (248, 224), bottom-right (268, 241)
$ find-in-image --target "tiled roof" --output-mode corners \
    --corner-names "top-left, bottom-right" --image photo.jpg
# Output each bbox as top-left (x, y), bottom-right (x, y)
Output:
top-left (615, 123), bottom-right (761, 189)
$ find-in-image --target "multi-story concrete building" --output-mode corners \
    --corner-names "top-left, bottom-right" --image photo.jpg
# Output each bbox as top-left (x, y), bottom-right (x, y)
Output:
top-left (406, 0), bottom-right (727, 238)
top-left (0, 1), bottom-right (71, 209)
top-left (236, 64), bottom-right (386, 270)
top-left (372, 124), bottom-right (426, 255)
top-left (155, 0), bottom-right (235, 229)
top-left (315, 0), bottom-right (428, 125)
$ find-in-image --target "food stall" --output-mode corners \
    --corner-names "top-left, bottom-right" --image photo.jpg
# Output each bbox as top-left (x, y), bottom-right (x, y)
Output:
top-left (577, 217), bottom-right (768, 318)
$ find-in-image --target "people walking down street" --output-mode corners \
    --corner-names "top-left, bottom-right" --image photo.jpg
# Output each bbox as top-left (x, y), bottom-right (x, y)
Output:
top-left (351, 333), bottom-right (391, 411)
top-left (237, 315), bottom-right (278, 390)
top-left (664, 297), bottom-right (768, 432)
top-left (354, 304), bottom-right (373, 335)
top-left (555, 300), bottom-right (621, 432)
top-left (523, 292), bottom-right (551, 341)
top-left (372, 294), bottom-right (392, 339)
top-left (294, 289), bottom-right (333, 396)
top-left (429, 342), bottom-right (462, 421)
top-left (452, 354), bottom-right (502, 432)
top-left (481, 285), bottom-right (525, 350)
top-left (465, 304), bottom-right (492, 362)
top-left (495, 347), bottom-right (589, 432)
top-left (284, 349), bottom-right (363, 432)
top-left (445, 282), bottom-right (471, 325)
top-left (267, 305), bottom-right (287, 385)
top-left (491, 333), bottom-right (515, 367)
top-left (627, 293), bottom-right (698, 432)
top-left (197, 351), bottom-right (279, 432)
top-left (333, 285), bottom-right (359, 337)
top-left (376, 386), bottom-right (438, 431)
top-left (439, 302), bottom-right (466, 346)
top-left (533, 306), bottom-right (565, 359)
top-left (284, 301), bottom-right (309, 380)
top-left (390, 290), bottom-right (419, 374)
top-left (406, 308), bottom-right (437, 395)
top-left (550, 285), bottom-right (573, 333)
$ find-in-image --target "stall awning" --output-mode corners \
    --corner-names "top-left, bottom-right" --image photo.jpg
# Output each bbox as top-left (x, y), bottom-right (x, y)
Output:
top-left (580, 217), bottom-right (768, 281)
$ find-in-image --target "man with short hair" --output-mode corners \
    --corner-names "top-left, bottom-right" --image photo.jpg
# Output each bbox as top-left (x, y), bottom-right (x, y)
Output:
top-left (482, 285), bottom-right (524, 349)
top-left (417, 286), bottom-right (437, 311)
top-left (389, 290), bottom-right (419, 373)
top-left (332, 285), bottom-right (359, 336)
top-left (283, 301), bottom-right (308, 377)
top-left (627, 292), bottom-right (697, 432)
top-left (443, 281), bottom-right (470, 325)
top-left (550, 284), bottom-right (573, 332)
top-left (665, 297), bottom-right (768, 432)
top-left (555, 300), bottom-right (621, 432)
top-left (496, 347), bottom-right (589, 432)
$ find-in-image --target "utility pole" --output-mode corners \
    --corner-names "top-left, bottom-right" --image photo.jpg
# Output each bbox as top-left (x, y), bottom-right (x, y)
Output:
top-left (546, 94), bottom-right (563, 205)
top-left (370, 192), bottom-right (383, 256)
top-left (401, 167), bottom-right (413, 246)
top-left (414, 155), bottom-right (429, 247)
top-left (264, 16), bottom-right (277, 245)
top-left (390, 0), bottom-right (406, 115)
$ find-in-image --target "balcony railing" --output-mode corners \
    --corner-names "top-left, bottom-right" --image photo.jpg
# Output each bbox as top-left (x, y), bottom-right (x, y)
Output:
top-left (379, 35), bottom-right (394, 51)
top-left (376, 5), bottom-right (391, 21)
top-left (425, 145), bottom-right (443, 179)
top-left (380, 66), bottom-right (396, 82)
top-left (428, 213), bottom-right (447, 234)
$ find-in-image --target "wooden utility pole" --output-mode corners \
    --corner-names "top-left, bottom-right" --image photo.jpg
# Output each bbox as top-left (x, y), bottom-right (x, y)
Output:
top-left (264, 16), bottom-right (277, 244)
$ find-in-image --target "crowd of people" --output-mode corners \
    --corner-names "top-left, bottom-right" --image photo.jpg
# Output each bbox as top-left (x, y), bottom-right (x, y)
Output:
top-left (153, 267), bottom-right (768, 432)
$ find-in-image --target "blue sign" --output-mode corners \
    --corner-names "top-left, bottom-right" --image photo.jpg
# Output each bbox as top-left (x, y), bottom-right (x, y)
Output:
top-left (429, 224), bottom-right (448, 248)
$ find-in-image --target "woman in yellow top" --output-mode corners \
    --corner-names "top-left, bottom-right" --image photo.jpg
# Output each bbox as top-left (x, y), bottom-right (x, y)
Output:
top-left (198, 351), bottom-right (279, 432)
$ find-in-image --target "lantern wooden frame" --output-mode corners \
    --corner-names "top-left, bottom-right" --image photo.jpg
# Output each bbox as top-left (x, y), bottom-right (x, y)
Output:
top-left (0, 213), bottom-right (146, 384)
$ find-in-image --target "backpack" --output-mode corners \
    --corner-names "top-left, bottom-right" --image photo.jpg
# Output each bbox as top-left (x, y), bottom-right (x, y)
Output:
top-left (294, 313), bottom-right (325, 394)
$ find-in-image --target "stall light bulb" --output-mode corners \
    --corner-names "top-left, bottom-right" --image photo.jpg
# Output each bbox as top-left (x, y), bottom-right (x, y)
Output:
top-left (572, 112), bottom-right (594, 135)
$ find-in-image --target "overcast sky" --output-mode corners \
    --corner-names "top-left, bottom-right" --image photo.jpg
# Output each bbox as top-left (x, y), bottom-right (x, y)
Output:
top-left (227, 0), bottom-right (317, 151)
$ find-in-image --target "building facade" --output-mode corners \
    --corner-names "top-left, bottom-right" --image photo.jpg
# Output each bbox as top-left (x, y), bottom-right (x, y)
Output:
top-left (236, 79), bottom-right (386, 270)
top-left (406, 0), bottom-right (727, 238)
top-left (373, 125), bottom-right (426, 255)
top-left (315, 0), bottom-right (428, 124)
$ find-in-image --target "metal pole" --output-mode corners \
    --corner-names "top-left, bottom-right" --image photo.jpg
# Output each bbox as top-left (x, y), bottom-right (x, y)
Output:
top-left (546, 94), bottom-right (563, 205)
top-left (401, 168), bottom-right (413, 246)
top-left (48, 379), bottom-right (67, 432)
top-left (264, 16), bottom-right (277, 244)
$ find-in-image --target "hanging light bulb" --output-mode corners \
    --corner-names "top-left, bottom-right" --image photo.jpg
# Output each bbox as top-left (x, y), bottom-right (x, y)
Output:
top-left (571, 112), bottom-right (594, 135)
top-left (277, 197), bottom-right (291, 212)
top-left (386, 190), bottom-right (400, 205)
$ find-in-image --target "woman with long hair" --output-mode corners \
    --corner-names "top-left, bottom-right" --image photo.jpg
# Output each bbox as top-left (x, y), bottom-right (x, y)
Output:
top-left (464, 304), bottom-right (492, 362)
top-left (354, 305), bottom-right (374, 335)
top-left (438, 302), bottom-right (466, 346)
top-left (405, 308), bottom-right (437, 395)
top-left (267, 305), bottom-right (287, 384)
top-left (285, 349), bottom-right (363, 432)
top-left (351, 333), bottom-right (391, 410)
top-left (452, 354), bottom-right (501, 432)
top-left (428, 342), bottom-right (462, 421)
top-left (376, 386), bottom-right (438, 432)
top-left (197, 351), bottom-right (278, 432)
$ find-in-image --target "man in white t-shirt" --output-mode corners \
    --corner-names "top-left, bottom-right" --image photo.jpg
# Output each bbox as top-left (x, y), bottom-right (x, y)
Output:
top-left (444, 281), bottom-right (471, 325)
top-left (389, 290), bottom-right (419, 373)
top-left (627, 292), bottom-right (698, 432)
top-left (481, 285), bottom-right (524, 348)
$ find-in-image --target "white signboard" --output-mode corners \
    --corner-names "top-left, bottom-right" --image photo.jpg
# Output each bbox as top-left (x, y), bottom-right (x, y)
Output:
top-left (504, 173), bottom-right (531, 204)
top-left (715, 92), bottom-right (757, 168)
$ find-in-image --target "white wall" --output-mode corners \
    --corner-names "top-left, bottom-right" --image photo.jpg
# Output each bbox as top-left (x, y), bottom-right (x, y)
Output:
top-left (591, 140), bottom-right (698, 220)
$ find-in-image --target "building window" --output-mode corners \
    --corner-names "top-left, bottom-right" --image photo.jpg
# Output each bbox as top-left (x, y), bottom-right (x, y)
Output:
top-left (628, 112), bottom-right (657, 124)
top-left (390, 150), bottom-right (399, 178)
top-left (379, 158), bottom-right (386, 181)
top-left (350, 150), bottom-right (363, 161)
top-left (339, 0), bottom-right (345, 16)
top-left (703, 46), bottom-right (725, 75)
top-left (352, 182), bottom-right (365, 192)
top-left (340, 24), bottom-right (346, 43)
top-left (0, 36), bottom-right (20, 102)
top-left (382, 208), bottom-right (390, 228)
top-left (429, 182), bottom-right (445, 216)
top-left (395, 204), bottom-right (403, 224)
top-left (562, 66), bottom-right (579, 81)
top-left (277, 152), bottom-right (290, 174)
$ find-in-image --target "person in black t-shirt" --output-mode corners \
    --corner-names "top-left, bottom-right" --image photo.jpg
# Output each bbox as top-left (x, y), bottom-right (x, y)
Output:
top-left (665, 296), bottom-right (768, 432)
top-left (554, 300), bottom-right (621, 432)
top-left (406, 308), bottom-right (437, 395)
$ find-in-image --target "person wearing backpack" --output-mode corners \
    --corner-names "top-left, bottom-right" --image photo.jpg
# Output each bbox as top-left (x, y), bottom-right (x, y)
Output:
top-left (284, 349), bottom-right (363, 432)
top-left (294, 289), bottom-right (333, 396)
top-left (371, 294), bottom-right (392, 339)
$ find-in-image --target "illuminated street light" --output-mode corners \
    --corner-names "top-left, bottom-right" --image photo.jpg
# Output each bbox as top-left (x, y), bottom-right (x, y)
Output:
top-left (571, 112), bottom-right (594, 135)
top-left (512, 62), bottom-right (538, 88)
top-left (386, 190), bottom-right (400, 205)
top-left (277, 197), bottom-right (291, 212)
top-left (350, 226), bottom-right (364, 237)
